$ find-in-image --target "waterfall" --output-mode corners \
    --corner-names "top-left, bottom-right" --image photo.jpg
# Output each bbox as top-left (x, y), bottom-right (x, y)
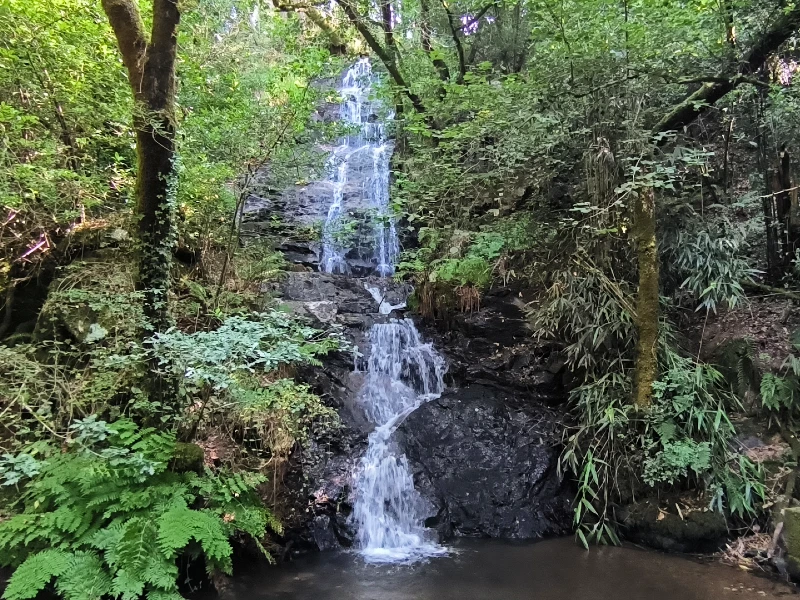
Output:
top-left (352, 319), bottom-right (448, 563)
top-left (319, 58), bottom-right (399, 276)
top-left (316, 59), bottom-right (446, 563)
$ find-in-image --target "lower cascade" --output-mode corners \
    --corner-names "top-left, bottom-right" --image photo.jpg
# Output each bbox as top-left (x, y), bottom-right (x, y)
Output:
top-left (351, 318), bottom-right (448, 562)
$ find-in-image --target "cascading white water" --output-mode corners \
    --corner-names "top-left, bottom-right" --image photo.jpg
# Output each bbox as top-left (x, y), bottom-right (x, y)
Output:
top-left (319, 58), bottom-right (399, 275)
top-left (352, 319), bottom-right (448, 563)
top-left (319, 59), bottom-right (446, 563)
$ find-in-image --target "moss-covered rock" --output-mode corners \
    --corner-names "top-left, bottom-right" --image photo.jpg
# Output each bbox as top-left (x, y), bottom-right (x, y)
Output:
top-left (619, 499), bottom-right (728, 553)
top-left (170, 442), bottom-right (206, 473)
top-left (33, 252), bottom-right (142, 350)
top-left (781, 507), bottom-right (800, 579)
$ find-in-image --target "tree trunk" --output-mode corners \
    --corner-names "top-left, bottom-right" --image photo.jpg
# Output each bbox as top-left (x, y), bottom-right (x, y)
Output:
top-left (632, 185), bottom-right (658, 409)
top-left (775, 145), bottom-right (800, 272)
top-left (379, 0), bottom-right (396, 60)
top-left (420, 0), bottom-right (451, 82)
top-left (102, 0), bottom-right (180, 410)
top-left (441, 0), bottom-right (466, 83)
top-left (102, 0), bottom-right (180, 335)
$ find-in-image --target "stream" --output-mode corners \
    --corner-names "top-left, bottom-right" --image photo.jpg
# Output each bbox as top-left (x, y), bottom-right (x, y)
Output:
top-left (222, 538), bottom-right (794, 599)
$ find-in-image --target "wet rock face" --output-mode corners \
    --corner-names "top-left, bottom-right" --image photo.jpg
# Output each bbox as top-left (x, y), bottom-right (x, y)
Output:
top-left (425, 288), bottom-right (567, 403)
top-left (273, 271), bottom-right (574, 551)
top-left (398, 384), bottom-right (572, 539)
top-left (271, 271), bottom-right (411, 553)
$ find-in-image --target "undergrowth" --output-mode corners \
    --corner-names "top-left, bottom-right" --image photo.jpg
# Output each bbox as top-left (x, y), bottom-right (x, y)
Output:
top-left (0, 247), bottom-right (344, 598)
top-left (0, 419), bottom-right (278, 600)
top-left (531, 256), bottom-right (765, 546)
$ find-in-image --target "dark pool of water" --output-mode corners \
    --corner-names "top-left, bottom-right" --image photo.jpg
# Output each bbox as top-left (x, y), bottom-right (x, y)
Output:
top-left (224, 538), bottom-right (795, 600)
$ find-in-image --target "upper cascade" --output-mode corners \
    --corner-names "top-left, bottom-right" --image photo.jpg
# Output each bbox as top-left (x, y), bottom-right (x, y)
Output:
top-left (319, 58), bottom-right (398, 276)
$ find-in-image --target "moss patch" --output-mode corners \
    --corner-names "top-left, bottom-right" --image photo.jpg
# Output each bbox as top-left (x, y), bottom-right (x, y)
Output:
top-left (782, 507), bottom-right (800, 579)
top-left (170, 442), bottom-right (206, 473)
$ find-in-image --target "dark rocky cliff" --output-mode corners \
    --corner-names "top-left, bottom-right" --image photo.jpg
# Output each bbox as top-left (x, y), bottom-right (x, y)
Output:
top-left (264, 265), bottom-right (572, 553)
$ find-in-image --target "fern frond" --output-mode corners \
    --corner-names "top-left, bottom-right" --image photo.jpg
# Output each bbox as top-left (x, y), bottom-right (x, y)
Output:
top-left (111, 569), bottom-right (145, 600)
top-left (155, 506), bottom-right (195, 557)
top-left (0, 514), bottom-right (42, 566)
top-left (89, 522), bottom-right (125, 562)
top-left (142, 556), bottom-right (179, 592)
top-left (156, 506), bottom-right (232, 574)
top-left (52, 506), bottom-right (86, 536)
top-left (53, 552), bottom-right (112, 600)
top-left (2, 549), bottom-right (70, 600)
top-left (146, 590), bottom-right (185, 600)
top-left (193, 511), bottom-right (232, 571)
top-left (115, 517), bottom-right (158, 577)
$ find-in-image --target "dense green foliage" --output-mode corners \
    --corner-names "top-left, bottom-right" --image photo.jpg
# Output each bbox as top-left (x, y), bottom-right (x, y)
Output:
top-left (4, 0), bottom-right (800, 593)
top-left (0, 1), bottom-right (347, 596)
top-left (1, 419), bottom-right (276, 600)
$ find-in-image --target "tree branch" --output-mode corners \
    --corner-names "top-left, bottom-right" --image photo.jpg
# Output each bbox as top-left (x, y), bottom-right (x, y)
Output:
top-left (100, 0), bottom-right (148, 101)
top-left (653, 4), bottom-right (800, 135)
top-left (334, 0), bottom-right (427, 113)
top-left (146, 0), bottom-right (180, 112)
top-left (420, 0), bottom-right (451, 82)
top-left (458, 2), bottom-right (495, 32)
top-left (441, 0), bottom-right (466, 83)
top-left (272, 0), bottom-right (347, 52)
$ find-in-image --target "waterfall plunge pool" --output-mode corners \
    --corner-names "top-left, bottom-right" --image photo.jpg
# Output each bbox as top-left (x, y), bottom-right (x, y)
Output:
top-left (213, 538), bottom-right (793, 600)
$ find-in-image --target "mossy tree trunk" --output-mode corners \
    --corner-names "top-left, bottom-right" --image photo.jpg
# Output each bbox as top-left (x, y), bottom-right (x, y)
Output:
top-left (102, 0), bottom-right (180, 408)
top-left (632, 185), bottom-right (658, 409)
top-left (101, 0), bottom-right (179, 336)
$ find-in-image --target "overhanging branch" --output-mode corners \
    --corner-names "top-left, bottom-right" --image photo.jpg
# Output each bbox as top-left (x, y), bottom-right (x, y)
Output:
top-left (334, 0), bottom-right (427, 114)
top-left (653, 5), bottom-right (800, 135)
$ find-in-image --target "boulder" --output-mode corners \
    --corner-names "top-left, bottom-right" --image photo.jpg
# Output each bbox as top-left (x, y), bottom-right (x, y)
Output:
top-left (304, 300), bottom-right (338, 323)
top-left (398, 384), bottom-right (572, 539)
top-left (170, 442), bottom-right (205, 473)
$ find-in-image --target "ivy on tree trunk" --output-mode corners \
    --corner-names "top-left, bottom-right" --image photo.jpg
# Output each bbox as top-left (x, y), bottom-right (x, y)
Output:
top-left (102, 0), bottom-right (180, 410)
top-left (101, 0), bottom-right (179, 335)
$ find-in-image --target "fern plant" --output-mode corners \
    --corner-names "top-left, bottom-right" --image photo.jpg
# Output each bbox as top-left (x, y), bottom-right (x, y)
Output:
top-left (0, 419), bottom-right (279, 600)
